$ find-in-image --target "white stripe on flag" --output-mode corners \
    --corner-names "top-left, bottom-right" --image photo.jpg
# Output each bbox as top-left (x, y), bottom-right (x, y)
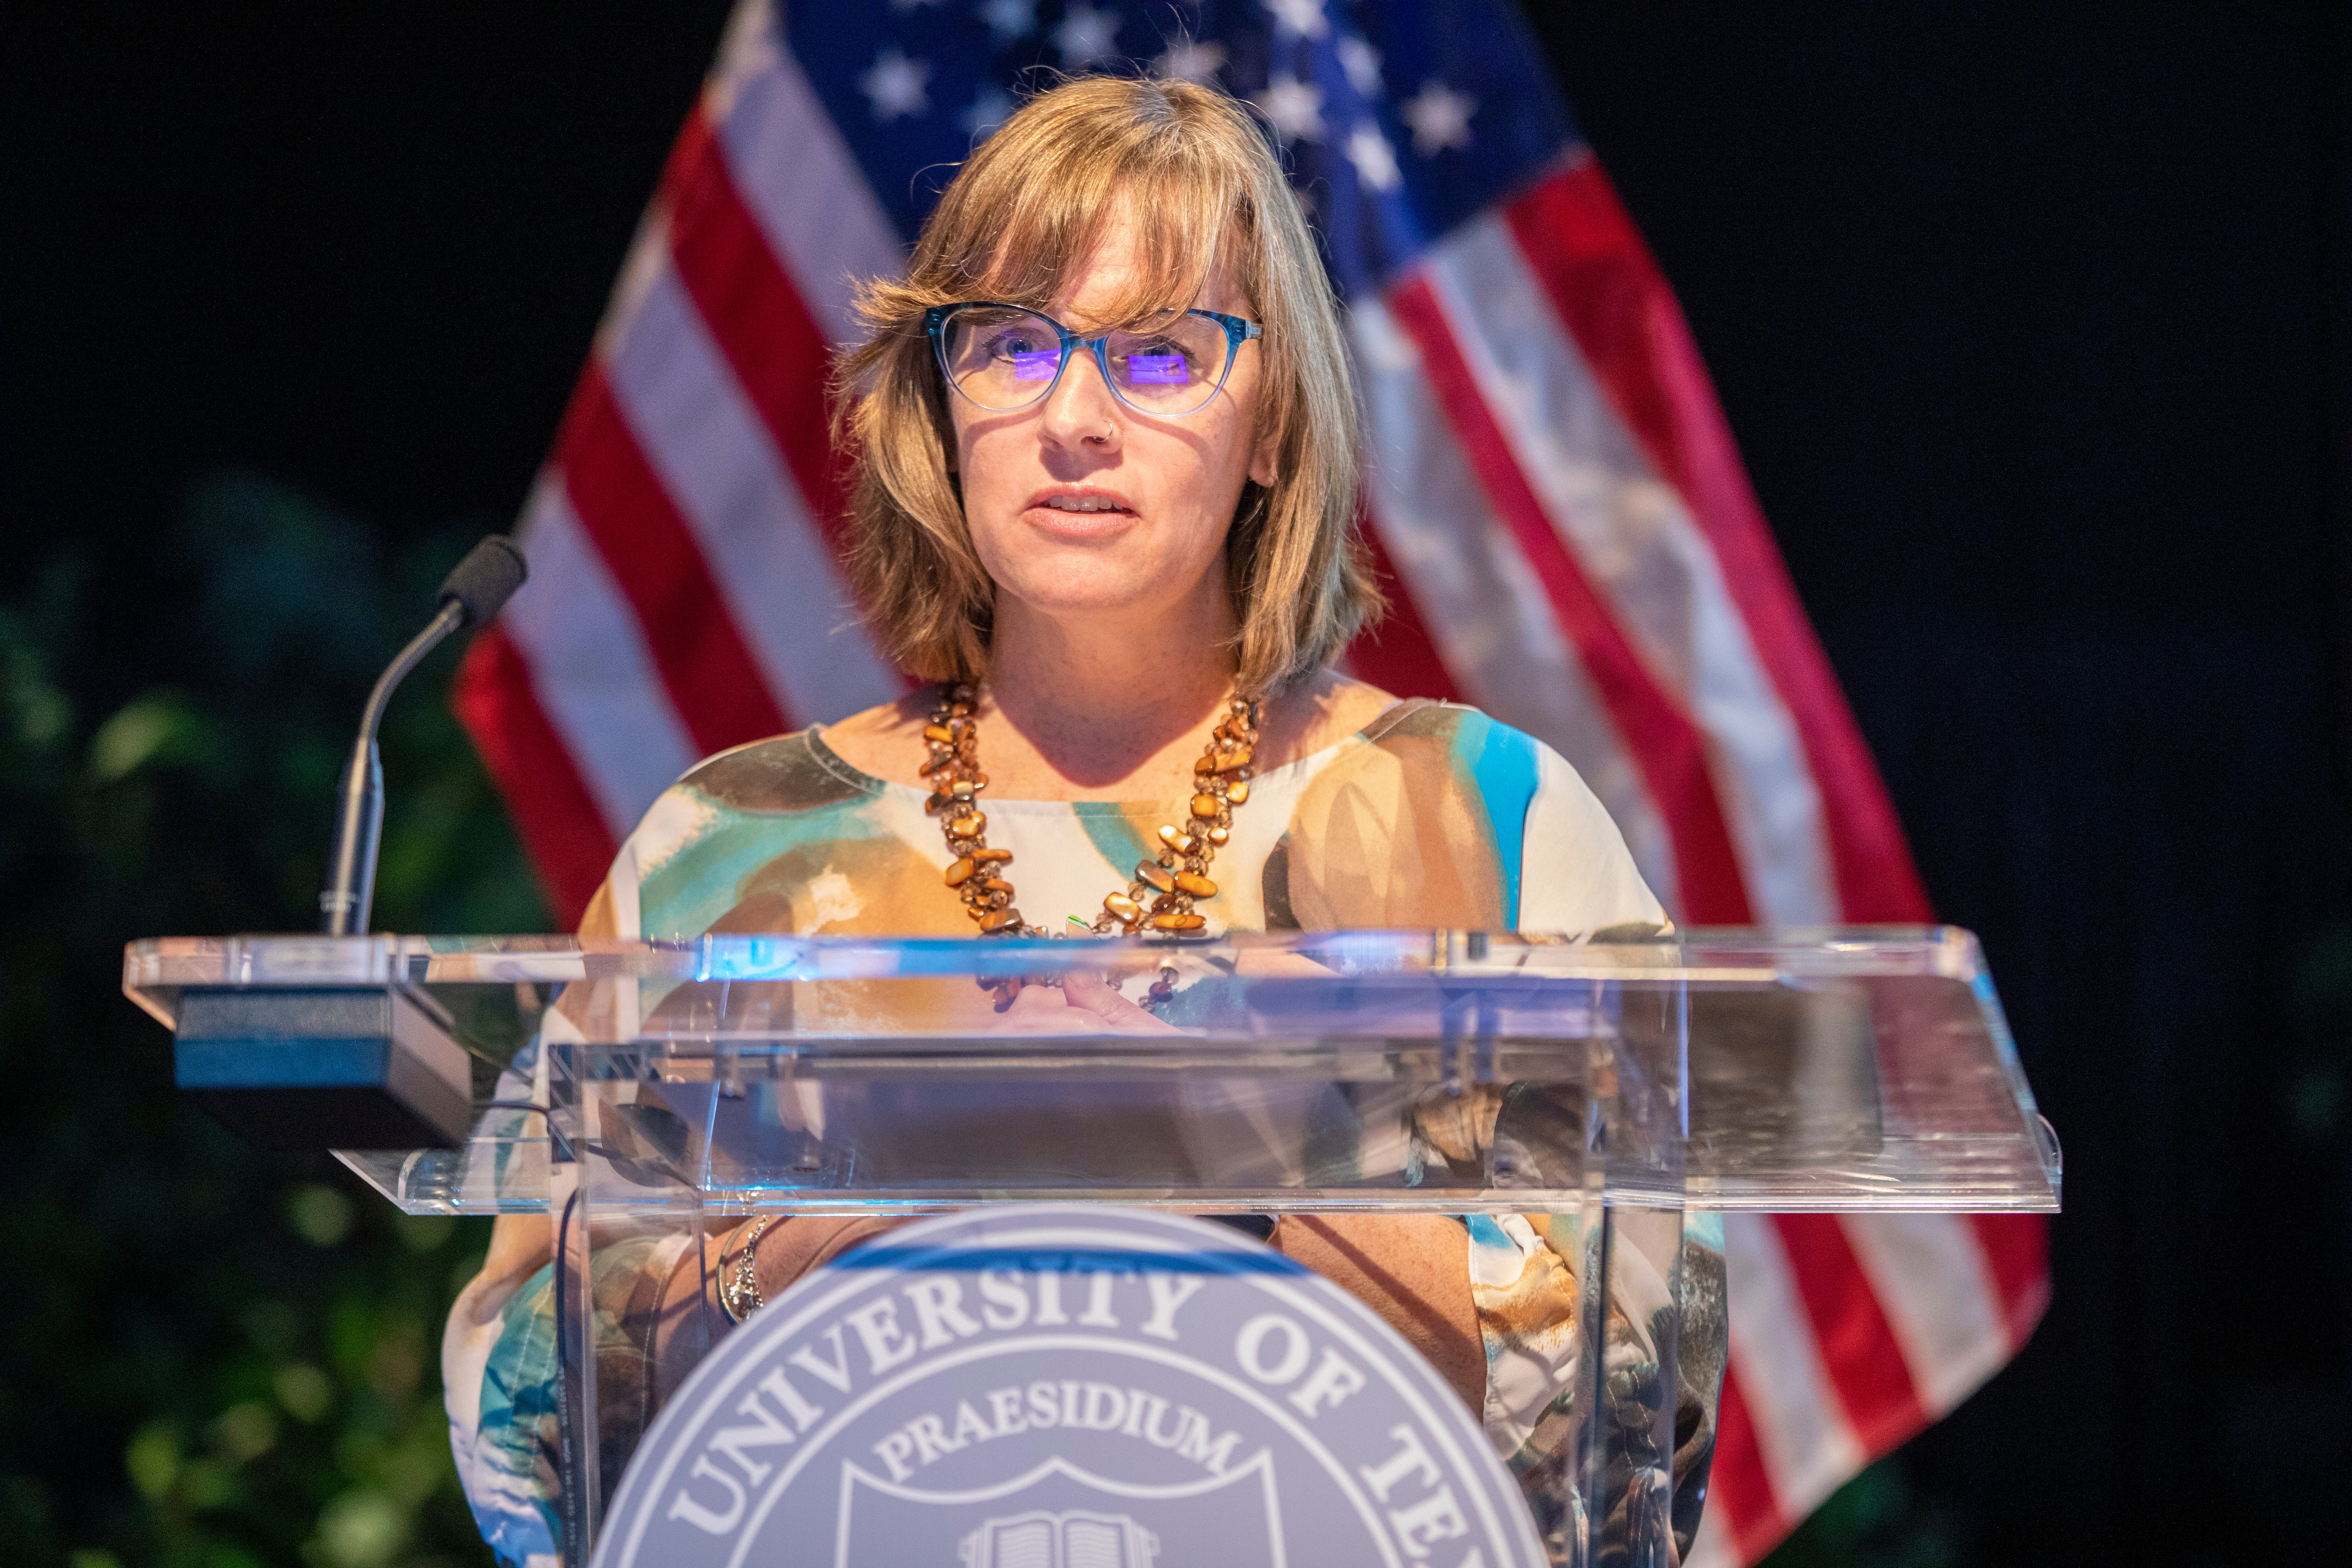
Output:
top-left (1839, 1214), bottom-right (2014, 1416)
top-left (1422, 220), bottom-right (1839, 926)
top-left (1683, 1504), bottom-right (1740, 1568)
top-left (505, 477), bottom-right (699, 834)
top-left (1351, 293), bottom-right (1684, 912)
top-left (712, 0), bottom-right (905, 344)
top-left (596, 203), bottom-right (674, 378)
top-left (1721, 1212), bottom-right (1865, 1518)
top-left (605, 265), bottom-right (904, 726)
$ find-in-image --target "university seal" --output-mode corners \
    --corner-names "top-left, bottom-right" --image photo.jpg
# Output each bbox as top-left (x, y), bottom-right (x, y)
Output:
top-left (592, 1206), bottom-right (1545, 1567)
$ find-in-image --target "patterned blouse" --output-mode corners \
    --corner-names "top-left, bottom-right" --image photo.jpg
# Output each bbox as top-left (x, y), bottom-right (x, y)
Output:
top-left (442, 699), bottom-right (1727, 1564)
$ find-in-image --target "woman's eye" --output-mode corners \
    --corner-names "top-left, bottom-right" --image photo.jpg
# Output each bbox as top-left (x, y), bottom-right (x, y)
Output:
top-left (1121, 342), bottom-right (1195, 384)
top-left (1000, 341), bottom-right (1062, 381)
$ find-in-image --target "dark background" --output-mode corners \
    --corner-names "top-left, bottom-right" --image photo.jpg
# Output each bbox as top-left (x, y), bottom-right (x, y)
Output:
top-left (5, 4), bottom-right (2348, 1565)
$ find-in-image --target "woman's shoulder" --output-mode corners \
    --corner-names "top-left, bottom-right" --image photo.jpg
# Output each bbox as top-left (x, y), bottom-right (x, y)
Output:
top-left (799, 688), bottom-right (948, 786)
top-left (1291, 683), bottom-right (1555, 791)
top-left (1260, 671), bottom-right (1399, 763)
top-left (659, 722), bottom-right (889, 817)
top-left (598, 713), bottom-right (922, 941)
top-left (1275, 682), bottom-right (1595, 839)
top-left (1265, 687), bottom-right (1664, 931)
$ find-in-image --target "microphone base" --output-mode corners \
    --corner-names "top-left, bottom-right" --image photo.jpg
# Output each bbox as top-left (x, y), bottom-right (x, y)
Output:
top-left (173, 986), bottom-right (471, 1150)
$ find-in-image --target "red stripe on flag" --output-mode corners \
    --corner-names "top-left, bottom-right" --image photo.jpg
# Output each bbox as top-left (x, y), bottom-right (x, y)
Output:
top-left (663, 105), bottom-right (857, 560)
top-left (1347, 506), bottom-right (1464, 703)
top-left (553, 364), bottom-right (790, 754)
top-left (1709, 1366), bottom-right (1792, 1564)
top-left (1770, 1215), bottom-right (1931, 1456)
top-left (1965, 1212), bottom-right (2053, 1351)
top-left (1386, 271), bottom-right (1755, 922)
top-left (452, 625), bottom-right (618, 927)
top-left (1503, 159), bottom-right (1932, 923)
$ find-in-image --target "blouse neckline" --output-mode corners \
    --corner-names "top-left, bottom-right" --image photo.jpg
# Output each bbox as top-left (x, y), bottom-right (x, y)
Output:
top-left (804, 697), bottom-right (1432, 813)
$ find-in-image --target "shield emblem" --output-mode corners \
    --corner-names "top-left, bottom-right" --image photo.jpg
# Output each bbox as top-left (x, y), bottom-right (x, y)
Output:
top-left (958, 1508), bottom-right (1156, 1568)
top-left (835, 1451), bottom-right (1284, 1568)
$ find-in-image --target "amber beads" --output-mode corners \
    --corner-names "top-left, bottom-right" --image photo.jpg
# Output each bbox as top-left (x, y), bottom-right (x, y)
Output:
top-left (1110, 692), bottom-right (1258, 936)
top-left (922, 683), bottom-right (1260, 946)
top-left (923, 685), bottom-right (1019, 932)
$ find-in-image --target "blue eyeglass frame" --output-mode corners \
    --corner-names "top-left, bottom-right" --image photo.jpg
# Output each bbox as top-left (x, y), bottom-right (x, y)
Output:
top-left (924, 301), bottom-right (1264, 416)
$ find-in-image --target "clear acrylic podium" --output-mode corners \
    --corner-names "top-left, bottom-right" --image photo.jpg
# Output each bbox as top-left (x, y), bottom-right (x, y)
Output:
top-left (127, 927), bottom-right (2059, 1566)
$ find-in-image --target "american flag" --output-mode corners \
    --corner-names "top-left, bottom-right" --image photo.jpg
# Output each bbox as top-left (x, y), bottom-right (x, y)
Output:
top-left (451, 1), bottom-right (2049, 1559)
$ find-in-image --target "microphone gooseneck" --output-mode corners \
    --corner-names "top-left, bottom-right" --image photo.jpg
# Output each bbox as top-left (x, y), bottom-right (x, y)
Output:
top-left (320, 535), bottom-right (528, 935)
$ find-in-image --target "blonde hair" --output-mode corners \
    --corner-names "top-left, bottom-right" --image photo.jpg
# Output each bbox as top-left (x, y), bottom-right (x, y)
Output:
top-left (834, 74), bottom-right (1379, 693)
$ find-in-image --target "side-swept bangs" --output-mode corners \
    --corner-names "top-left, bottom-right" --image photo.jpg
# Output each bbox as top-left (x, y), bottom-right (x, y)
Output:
top-left (834, 73), bottom-right (1377, 693)
top-left (918, 101), bottom-right (1244, 332)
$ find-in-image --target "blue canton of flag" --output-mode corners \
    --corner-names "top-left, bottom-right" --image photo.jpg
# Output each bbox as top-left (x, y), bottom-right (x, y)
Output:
top-left (784, 0), bottom-right (1579, 298)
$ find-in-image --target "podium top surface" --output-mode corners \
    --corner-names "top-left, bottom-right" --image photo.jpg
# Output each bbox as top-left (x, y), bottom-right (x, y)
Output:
top-left (128, 924), bottom-right (1991, 989)
top-left (129, 927), bottom-right (2059, 1217)
top-left (127, 926), bottom-right (2025, 1041)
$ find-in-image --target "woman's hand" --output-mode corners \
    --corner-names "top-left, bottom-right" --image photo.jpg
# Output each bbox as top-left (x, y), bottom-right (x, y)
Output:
top-left (995, 968), bottom-right (1176, 1033)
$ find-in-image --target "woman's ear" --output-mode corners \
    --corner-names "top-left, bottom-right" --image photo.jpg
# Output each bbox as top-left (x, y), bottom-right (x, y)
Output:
top-left (1247, 420), bottom-right (1279, 489)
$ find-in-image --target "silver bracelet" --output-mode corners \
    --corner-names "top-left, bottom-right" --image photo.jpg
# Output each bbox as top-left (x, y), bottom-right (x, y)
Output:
top-left (719, 1215), bottom-right (774, 1323)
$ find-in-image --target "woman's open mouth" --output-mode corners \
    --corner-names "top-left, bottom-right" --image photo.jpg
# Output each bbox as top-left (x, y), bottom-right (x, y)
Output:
top-left (1024, 487), bottom-right (1139, 532)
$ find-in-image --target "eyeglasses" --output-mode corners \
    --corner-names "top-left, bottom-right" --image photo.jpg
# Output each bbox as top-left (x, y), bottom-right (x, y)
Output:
top-left (925, 302), bottom-right (1263, 418)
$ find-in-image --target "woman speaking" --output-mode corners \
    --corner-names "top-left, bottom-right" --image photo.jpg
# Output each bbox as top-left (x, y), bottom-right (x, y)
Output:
top-left (445, 74), bottom-right (1723, 1564)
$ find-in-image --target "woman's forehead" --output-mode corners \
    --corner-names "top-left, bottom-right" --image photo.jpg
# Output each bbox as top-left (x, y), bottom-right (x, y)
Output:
top-left (997, 202), bottom-right (1247, 327)
top-left (1056, 269), bottom-right (1233, 325)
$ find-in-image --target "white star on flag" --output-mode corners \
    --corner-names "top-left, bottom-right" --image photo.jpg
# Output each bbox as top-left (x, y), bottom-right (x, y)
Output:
top-left (1252, 73), bottom-right (1325, 143)
top-left (1401, 79), bottom-right (1476, 154)
top-left (977, 0), bottom-right (1034, 44)
top-left (1336, 35), bottom-right (1382, 96)
top-left (962, 84), bottom-right (1013, 138)
top-left (1052, 3), bottom-right (1122, 65)
top-left (1263, 0), bottom-right (1329, 42)
top-left (858, 46), bottom-right (931, 120)
top-left (1155, 38), bottom-right (1227, 84)
top-left (1343, 120), bottom-right (1401, 190)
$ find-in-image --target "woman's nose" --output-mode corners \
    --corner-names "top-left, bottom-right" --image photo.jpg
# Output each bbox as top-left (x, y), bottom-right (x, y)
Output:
top-left (1039, 344), bottom-right (1120, 449)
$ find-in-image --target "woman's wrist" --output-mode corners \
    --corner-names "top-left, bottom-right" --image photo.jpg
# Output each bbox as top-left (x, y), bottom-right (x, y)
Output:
top-left (709, 1215), bottom-right (910, 1329)
top-left (718, 1215), bottom-right (774, 1323)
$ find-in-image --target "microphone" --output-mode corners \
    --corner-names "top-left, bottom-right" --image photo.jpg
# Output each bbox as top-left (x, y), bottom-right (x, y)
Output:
top-left (320, 535), bottom-right (527, 935)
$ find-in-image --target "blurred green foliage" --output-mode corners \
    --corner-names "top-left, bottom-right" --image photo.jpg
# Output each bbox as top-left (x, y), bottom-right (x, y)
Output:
top-left (0, 472), bottom-right (547, 1566)
top-left (1758, 1456), bottom-right (1958, 1568)
top-left (2288, 919), bottom-right (2352, 1145)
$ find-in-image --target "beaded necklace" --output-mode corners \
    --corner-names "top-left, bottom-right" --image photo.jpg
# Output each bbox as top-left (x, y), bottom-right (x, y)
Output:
top-left (923, 681), bottom-right (1260, 949)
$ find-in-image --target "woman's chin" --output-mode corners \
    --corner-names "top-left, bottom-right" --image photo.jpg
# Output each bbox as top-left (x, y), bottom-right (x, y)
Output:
top-left (996, 577), bottom-right (1165, 623)
top-left (983, 532), bottom-right (1189, 613)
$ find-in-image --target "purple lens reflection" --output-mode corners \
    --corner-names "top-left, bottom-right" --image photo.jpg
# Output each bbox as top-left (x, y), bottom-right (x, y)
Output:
top-left (1011, 348), bottom-right (1060, 381)
top-left (1126, 354), bottom-right (1190, 385)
